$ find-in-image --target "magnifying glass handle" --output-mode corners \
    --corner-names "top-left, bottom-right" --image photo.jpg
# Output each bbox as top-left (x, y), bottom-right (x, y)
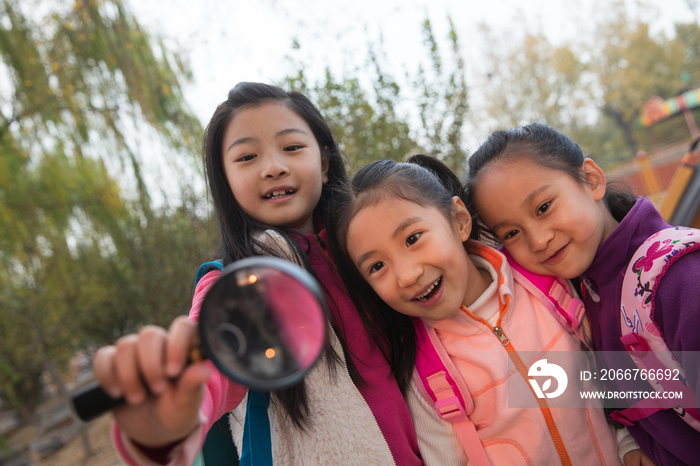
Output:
top-left (72, 381), bottom-right (126, 421)
top-left (71, 347), bottom-right (204, 422)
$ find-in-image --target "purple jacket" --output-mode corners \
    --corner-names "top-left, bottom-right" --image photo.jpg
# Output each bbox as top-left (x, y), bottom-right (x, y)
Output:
top-left (297, 229), bottom-right (422, 465)
top-left (581, 197), bottom-right (700, 465)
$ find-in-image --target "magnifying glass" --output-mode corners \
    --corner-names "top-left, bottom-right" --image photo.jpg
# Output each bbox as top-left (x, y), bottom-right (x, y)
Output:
top-left (71, 256), bottom-right (328, 421)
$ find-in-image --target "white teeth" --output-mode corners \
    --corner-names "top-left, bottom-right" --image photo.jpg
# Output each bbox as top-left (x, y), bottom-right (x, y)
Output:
top-left (415, 279), bottom-right (441, 301)
top-left (266, 189), bottom-right (294, 199)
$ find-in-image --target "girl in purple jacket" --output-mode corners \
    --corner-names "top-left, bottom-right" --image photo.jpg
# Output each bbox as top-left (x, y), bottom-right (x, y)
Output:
top-left (468, 122), bottom-right (700, 466)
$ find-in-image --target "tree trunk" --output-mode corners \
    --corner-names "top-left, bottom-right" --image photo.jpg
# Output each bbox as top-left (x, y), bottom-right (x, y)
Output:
top-left (604, 105), bottom-right (638, 158)
top-left (37, 349), bottom-right (96, 458)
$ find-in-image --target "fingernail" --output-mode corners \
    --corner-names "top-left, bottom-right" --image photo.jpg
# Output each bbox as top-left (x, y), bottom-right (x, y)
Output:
top-left (151, 380), bottom-right (166, 395)
top-left (107, 385), bottom-right (122, 399)
top-left (127, 390), bottom-right (145, 405)
top-left (166, 362), bottom-right (179, 377)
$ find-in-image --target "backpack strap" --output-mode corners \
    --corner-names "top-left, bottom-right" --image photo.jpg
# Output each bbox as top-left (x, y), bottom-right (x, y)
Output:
top-left (239, 391), bottom-right (273, 466)
top-left (196, 260), bottom-right (224, 285)
top-left (608, 345), bottom-right (700, 428)
top-left (500, 249), bottom-right (585, 332)
top-left (613, 226), bottom-right (700, 430)
top-left (413, 319), bottom-right (491, 466)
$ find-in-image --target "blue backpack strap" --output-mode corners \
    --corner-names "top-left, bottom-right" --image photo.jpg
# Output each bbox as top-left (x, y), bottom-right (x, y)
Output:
top-left (196, 260), bottom-right (224, 285)
top-left (239, 391), bottom-right (273, 466)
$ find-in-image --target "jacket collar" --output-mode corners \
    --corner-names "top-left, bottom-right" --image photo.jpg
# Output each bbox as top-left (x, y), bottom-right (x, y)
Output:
top-left (465, 241), bottom-right (516, 323)
top-left (426, 242), bottom-right (516, 332)
top-left (585, 197), bottom-right (668, 285)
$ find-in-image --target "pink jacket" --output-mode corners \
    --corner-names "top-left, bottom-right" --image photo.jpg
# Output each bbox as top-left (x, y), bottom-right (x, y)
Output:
top-left (409, 243), bottom-right (619, 465)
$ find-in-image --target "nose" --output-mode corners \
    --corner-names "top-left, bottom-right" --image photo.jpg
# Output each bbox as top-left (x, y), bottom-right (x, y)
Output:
top-left (396, 259), bottom-right (423, 289)
top-left (528, 228), bottom-right (554, 252)
top-left (261, 152), bottom-right (289, 179)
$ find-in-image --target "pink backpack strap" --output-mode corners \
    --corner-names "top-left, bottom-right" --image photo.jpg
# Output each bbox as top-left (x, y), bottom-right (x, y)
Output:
top-left (615, 226), bottom-right (700, 430)
top-left (413, 319), bottom-right (490, 466)
top-left (500, 249), bottom-right (585, 332)
top-left (608, 344), bottom-right (700, 427)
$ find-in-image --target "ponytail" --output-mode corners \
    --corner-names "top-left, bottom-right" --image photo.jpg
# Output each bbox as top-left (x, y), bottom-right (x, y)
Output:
top-left (406, 154), bottom-right (482, 241)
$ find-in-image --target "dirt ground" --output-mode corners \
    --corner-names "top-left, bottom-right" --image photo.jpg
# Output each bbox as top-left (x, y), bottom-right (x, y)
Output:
top-left (40, 414), bottom-right (124, 466)
top-left (5, 412), bottom-right (123, 466)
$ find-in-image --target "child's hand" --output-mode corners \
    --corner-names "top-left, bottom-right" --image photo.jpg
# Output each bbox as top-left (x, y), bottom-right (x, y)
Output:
top-left (623, 449), bottom-right (657, 466)
top-left (92, 316), bottom-right (211, 447)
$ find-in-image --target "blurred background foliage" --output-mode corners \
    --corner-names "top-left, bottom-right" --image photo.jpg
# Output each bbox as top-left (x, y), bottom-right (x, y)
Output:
top-left (0, 0), bottom-right (699, 453)
top-left (0, 0), bottom-right (211, 420)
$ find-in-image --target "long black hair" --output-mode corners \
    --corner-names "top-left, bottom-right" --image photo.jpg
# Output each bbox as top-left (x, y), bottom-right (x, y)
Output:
top-left (329, 154), bottom-right (480, 394)
top-left (202, 82), bottom-right (350, 429)
top-left (467, 123), bottom-right (636, 222)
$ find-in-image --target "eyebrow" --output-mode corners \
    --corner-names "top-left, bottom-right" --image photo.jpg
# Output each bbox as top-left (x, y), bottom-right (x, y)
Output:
top-left (356, 251), bottom-right (375, 270)
top-left (355, 217), bottom-right (421, 270)
top-left (393, 217), bottom-right (421, 238)
top-left (225, 128), bottom-right (310, 154)
top-left (489, 185), bottom-right (551, 232)
top-left (521, 185), bottom-right (551, 209)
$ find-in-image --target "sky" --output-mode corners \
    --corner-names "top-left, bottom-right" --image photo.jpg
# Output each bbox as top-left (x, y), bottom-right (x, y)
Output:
top-left (128, 0), bottom-right (698, 127)
top-left (110, 0), bottom-right (700, 207)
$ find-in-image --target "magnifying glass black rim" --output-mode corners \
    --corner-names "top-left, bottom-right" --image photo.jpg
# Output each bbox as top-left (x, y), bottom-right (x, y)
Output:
top-left (198, 256), bottom-right (329, 391)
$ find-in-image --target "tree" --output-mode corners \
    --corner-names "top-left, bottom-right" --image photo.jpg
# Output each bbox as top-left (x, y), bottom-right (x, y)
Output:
top-left (472, 1), bottom-right (698, 165)
top-left (475, 25), bottom-right (590, 134)
top-left (285, 16), bottom-right (470, 176)
top-left (592, 2), bottom-right (687, 158)
top-left (675, 22), bottom-right (700, 90)
top-left (473, 21), bottom-right (637, 165)
top-left (287, 66), bottom-right (418, 173)
top-left (0, 0), bottom-right (205, 458)
top-left (410, 18), bottom-right (470, 176)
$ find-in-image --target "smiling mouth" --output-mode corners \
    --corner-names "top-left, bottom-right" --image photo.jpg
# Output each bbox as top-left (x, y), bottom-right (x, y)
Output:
top-left (263, 189), bottom-right (296, 200)
top-left (413, 278), bottom-right (442, 302)
top-left (545, 243), bottom-right (569, 264)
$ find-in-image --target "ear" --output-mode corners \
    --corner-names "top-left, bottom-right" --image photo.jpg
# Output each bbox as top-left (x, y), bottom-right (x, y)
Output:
top-left (581, 158), bottom-right (606, 202)
top-left (451, 196), bottom-right (473, 242)
top-left (321, 156), bottom-right (330, 185)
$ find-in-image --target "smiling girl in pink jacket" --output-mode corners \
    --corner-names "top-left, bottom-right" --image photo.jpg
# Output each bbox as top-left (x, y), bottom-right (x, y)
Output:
top-left (331, 155), bottom-right (624, 465)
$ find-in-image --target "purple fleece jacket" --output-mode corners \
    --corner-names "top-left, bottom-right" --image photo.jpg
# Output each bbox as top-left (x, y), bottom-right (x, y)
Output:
top-left (297, 229), bottom-right (422, 465)
top-left (581, 197), bottom-right (700, 465)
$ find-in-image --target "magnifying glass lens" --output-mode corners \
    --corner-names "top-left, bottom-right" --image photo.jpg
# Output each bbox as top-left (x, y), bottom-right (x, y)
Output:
top-left (218, 323), bottom-right (246, 356)
top-left (70, 256), bottom-right (328, 421)
top-left (199, 258), bottom-right (327, 390)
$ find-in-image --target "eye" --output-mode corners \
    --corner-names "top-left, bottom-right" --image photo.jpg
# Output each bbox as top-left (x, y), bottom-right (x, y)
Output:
top-left (236, 154), bottom-right (256, 162)
top-left (406, 232), bottom-right (421, 246)
top-left (368, 261), bottom-right (385, 274)
top-left (502, 230), bottom-right (519, 240)
top-left (537, 201), bottom-right (551, 215)
top-left (284, 144), bottom-right (304, 152)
